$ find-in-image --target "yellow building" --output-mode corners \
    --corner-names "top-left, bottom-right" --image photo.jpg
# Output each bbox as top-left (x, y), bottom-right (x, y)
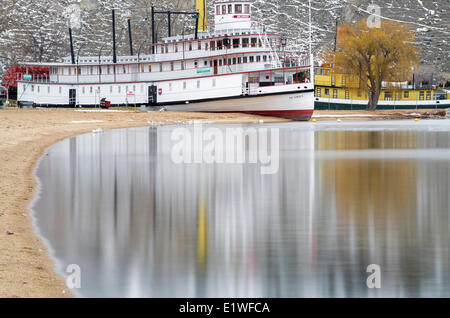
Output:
top-left (314, 66), bottom-right (449, 110)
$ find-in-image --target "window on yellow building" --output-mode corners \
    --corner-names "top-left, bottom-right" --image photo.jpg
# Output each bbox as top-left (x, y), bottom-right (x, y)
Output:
top-left (404, 91), bottom-right (409, 98)
top-left (419, 91), bottom-right (424, 100)
top-left (357, 90), bottom-right (362, 97)
top-left (426, 91), bottom-right (431, 100)
top-left (316, 87), bottom-right (321, 97)
top-left (333, 89), bottom-right (338, 98)
top-left (325, 88), bottom-right (329, 95)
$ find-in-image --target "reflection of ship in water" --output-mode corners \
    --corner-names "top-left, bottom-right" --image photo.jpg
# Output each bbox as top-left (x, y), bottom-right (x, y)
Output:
top-left (32, 125), bottom-right (450, 297)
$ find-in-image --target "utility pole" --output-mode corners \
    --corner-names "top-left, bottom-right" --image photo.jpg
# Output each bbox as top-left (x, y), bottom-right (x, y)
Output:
top-left (334, 18), bottom-right (339, 52)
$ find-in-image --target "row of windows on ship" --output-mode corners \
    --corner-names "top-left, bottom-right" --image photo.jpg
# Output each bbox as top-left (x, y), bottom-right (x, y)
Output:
top-left (50, 54), bottom-right (279, 76)
top-left (157, 37), bottom-right (272, 54)
top-left (215, 3), bottom-right (251, 15)
top-left (72, 37), bottom-right (274, 64)
top-left (26, 79), bottom-right (220, 95)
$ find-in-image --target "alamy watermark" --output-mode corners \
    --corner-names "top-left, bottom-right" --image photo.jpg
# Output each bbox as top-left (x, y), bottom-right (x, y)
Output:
top-left (66, 264), bottom-right (81, 290)
top-left (171, 124), bottom-right (280, 175)
top-left (367, 4), bottom-right (381, 29)
top-left (366, 264), bottom-right (381, 289)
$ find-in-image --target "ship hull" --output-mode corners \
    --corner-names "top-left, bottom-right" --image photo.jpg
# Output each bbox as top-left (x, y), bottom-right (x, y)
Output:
top-left (164, 90), bottom-right (315, 121)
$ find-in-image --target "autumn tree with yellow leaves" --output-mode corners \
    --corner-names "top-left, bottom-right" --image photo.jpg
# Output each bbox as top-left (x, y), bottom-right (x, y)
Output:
top-left (323, 19), bottom-right (419, 111)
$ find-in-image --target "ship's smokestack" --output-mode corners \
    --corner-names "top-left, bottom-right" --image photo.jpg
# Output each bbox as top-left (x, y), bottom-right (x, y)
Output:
top-left (128, 18), bottom-right (134, 56)
top-left (69, 27), bottom-right (75, 64)
top-left (112, 8), bottom-right (117, 64)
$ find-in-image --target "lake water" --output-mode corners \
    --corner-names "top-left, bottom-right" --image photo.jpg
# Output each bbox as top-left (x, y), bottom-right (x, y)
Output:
top-left (32, 120), bottom-right (450, 297)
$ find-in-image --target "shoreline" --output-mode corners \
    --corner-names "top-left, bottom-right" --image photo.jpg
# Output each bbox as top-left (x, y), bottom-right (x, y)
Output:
top-left (0, 109), bottom-right (285, 298)
top-left (0, 108), bottom-right (447, 298)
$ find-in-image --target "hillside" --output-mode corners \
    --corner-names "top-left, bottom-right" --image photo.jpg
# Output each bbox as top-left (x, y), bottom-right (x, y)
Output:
top-left (0, 0), bottom-right (449, 78)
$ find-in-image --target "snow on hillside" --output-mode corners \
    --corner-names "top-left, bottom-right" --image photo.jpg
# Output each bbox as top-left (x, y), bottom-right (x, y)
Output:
top-left (0, 0), bottom-right (449, 78)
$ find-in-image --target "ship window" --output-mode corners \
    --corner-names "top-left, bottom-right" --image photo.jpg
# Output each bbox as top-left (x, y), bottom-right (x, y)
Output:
top-left (204, 60), bottom-right (208, 66)
top-left (169, 83), bottom-right (172, 91)
top-left (141, 64), bottom-right (144, 72)
top-left (90, 86), bottom-right (93, 94)
top-left (212, 78), bottom-right (216, 87)
top-left (251, 38), bottom-right (257, 48)
top-left (90, 66), bottom-right (93, 75)
top-left (244, 4), bottom-right (250, 14)
top-left (217, 40), bottom-right (222, 50)
top-left (238, 57), bottom-right (242, 64)
top-left (181, 62), bottom-right (185, 70)
top-left (118, 86), bottom-right (121, 93)
top-left (126, 86), bottom-right (129, 93)
top-left (59, 86), bottom-right (62, 94)
top-left (133, 85), bottom-right (136, 92)
top-left (37, 86), bottom-right (40, 93)
top-left (170, 62), bottom-right (174, 71)
top-left (205, 42), bottom-right (209, 50)
top-left (123, 66), bottom-right (126, 73)
top-left (183, 82), bottom-right (187, 90)
top-left (82, 87), bottom-right (85, 94)
top-left (243, 56), bottom-right (248, 63)
top-left (194, 61), bottom-right (198, 68)
top-left (216, 5), bottom-right (220, 14)
top-left (235, 4), bottom-right (242, 13)
top-left (197, 80), bottom-right (200, 89)
top-left (228, 4), bottom-right (232, 13)
top-left (198, 41), bottom-right (201, 50)
top-left (263, 55), bottom-right (267, 62)
top-left (222, 5), bottom-right (226, 14)
top-left (189, 43), bottom-right (192, 51)
top-left (404, 91), bottom-right (409, 98)
top-left (107, 66), bottom-right (110, 75)
top-left (242, 38), bottom-right (249, 48)
top-left (228, 58), bottom-right (232, 65)
top-left (165, 45), bottom-right (169, 53)
top-left (48, 86), bottom-right (50, 94)
top-left (149, 64), bottom-right (152, 72)
top-left (233, 39), bottom-right (240, 48)
top-left (250, 56), bottom-right (254, 62)
top-left (160, 63), bottom-right (163, 72)
top-left (110, 86), bottom-right (113, 93)
top-left (175, 44), bottom-right (178, 53)
top-left (256, 56), bottom-right (261, 62)
top-left (219, 60), bottom-right (223, 66)
top-left (210, 41), bottom-right (216, 51)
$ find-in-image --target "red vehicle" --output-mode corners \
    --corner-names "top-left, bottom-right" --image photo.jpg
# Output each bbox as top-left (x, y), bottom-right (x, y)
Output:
top-left (100, 98), bottom-right (111, 109)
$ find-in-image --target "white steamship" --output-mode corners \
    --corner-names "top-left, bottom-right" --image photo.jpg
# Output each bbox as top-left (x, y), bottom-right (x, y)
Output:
top-left (17, 0), bottom-right (315, 120)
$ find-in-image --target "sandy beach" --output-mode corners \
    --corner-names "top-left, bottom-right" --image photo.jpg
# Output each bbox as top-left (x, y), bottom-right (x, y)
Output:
top-left (0, 107), bottom-right (446, 298)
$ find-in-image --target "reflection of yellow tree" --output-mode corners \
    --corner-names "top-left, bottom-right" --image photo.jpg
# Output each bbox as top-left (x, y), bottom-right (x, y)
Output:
top-left (317, 131), bottom-right (418, 222)
top-left (331, 159), bottom-right (417, 222)
top-left (317, 131), bottom-right (419, 151)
